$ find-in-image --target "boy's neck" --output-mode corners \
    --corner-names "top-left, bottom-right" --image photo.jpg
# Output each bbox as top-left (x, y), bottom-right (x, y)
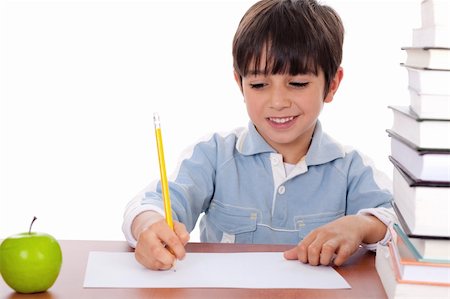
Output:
top-left (272, 126), bottom-right (315, 165)
top-left (273, 133), bottom-right (312, 164)
top-left (281, 147), bottom-right (309, 164)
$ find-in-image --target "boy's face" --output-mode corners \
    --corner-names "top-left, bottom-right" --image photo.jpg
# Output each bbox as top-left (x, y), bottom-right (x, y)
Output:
top-left (235, 66), bottom-right (342, 163)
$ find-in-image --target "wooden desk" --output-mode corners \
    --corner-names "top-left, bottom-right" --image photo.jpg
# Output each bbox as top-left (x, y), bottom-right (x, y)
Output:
top-left (0, 241), bottom-right (387, 299)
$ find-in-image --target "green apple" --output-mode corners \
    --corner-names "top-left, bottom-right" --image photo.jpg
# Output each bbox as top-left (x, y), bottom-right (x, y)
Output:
top-left (0, 217), bottom-right (62, 293)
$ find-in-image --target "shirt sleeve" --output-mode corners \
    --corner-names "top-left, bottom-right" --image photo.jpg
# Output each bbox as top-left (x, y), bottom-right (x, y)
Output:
top-left (357, 207), bottom-right (398, 251)
top-left (122, 134), bottom-right (220, 247)
top-left (122, 183), bottom-right (166, 248)
top-left (343, 149), bottom-right (398, 250)
top-left (345, 149), bottom-right (394, 212)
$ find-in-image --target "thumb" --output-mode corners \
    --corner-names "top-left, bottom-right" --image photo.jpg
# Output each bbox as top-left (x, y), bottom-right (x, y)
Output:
top-left (283, 246), bottom-right (299, 260)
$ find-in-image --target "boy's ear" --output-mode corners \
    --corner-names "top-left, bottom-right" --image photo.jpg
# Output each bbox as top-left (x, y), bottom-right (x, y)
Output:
top-left (233, 70), bottom-right (243, 93)
top-left (324, 67), bottom-right (344, 103)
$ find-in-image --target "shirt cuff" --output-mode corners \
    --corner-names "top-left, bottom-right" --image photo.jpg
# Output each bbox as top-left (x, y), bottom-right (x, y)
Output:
top-left (357, 207), bottom-right (398, 251)
top-left (122, 204), bottom-right (165, 248)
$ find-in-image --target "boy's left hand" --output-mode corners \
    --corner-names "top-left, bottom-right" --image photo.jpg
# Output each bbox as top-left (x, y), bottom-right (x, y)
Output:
top-left (283, 215), bottom-right (385, 266)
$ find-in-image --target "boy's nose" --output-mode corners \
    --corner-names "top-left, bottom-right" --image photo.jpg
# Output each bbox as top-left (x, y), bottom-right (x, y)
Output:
top-left (270, 90), bottom-right (291, 110)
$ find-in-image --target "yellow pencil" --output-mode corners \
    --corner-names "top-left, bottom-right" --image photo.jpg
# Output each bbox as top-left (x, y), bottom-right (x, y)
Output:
top-left (153, 113), bottom-right (177, 271)
top-left (153, 113), bottom-right (174, 230)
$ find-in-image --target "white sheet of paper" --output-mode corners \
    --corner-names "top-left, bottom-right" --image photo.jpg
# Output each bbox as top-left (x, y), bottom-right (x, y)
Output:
top-left (83, 251), bottom-right (350, 289)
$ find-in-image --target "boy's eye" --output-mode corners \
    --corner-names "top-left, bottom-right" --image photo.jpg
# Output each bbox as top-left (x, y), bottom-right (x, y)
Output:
top-left (289, 82), bottom-right (309, 88)
top-left (249, 83), bottom-right (266, 89)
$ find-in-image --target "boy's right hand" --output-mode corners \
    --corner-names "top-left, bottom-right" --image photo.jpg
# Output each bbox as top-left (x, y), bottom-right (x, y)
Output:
top-left (132, 211), bottom-right (190, 270)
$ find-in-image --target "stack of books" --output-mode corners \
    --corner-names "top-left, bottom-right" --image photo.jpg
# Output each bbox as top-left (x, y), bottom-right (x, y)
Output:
top-left (376, 0), bottom-right (450, 298)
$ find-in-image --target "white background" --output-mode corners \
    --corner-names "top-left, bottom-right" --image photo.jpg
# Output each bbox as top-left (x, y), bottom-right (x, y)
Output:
top-left (0, 0), bottom-right (420, 242)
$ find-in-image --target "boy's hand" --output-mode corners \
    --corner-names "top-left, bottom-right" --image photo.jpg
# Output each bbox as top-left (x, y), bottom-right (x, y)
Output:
top-left (283, 215), bottom-right (386, 266)
top-left (133, 212), bottom-right (190, 270)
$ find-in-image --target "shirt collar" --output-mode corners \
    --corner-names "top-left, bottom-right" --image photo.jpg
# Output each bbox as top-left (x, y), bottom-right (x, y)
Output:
top-left (305, 121), bottom-right (345, 166)
top-left (237, 121), bottom-right (275, 156)
top-left (236, 120), bottom-right (345, 166)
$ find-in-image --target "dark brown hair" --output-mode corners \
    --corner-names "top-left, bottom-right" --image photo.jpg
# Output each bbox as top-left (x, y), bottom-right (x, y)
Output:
top-left (232, 0), bottom-right (344, 96)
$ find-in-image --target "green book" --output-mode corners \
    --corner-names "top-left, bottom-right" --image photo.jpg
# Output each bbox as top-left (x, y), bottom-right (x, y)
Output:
top-left (392, 223), bottom-right (450, 264)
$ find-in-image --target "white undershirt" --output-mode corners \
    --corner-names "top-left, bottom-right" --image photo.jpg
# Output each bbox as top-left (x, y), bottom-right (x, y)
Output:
top-left (284, 163), bottom-right (296, 176)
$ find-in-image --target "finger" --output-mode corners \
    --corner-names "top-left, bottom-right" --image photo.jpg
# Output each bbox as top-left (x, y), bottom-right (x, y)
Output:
top-left (154, 245), bottom-right (178, 270)
top-left (135, 230), bottom-right (175, 270)
top-left (305, 230), bottom-right (333, 266)
top-left (296, 242), bottom-right (310, 264)
top-left (154, 221), bottom-right (186, 260)
top-left (319, 240), bottom-right (338, 265)
top-left (297, 232), bottom-right (317, 264)
top-left (283, 246), bottom-right (299, 260)
top-left (140, 221), bottom-right (179, 267)
top-left (333, 243), bottom-right (355, 266)
top-left (306, 240), bottom-right (323, 266)
top-left (135, 245), bottom-right (174, 270)
top-left (174, 221), bottom-right (190, 246)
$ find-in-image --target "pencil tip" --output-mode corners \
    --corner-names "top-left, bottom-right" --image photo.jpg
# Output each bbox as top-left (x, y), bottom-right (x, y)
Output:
top-left (172, 259), bottom-right (177, 272)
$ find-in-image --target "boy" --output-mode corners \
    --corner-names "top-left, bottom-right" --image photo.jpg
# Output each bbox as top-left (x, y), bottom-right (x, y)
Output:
top-left (122, 0), bottom-right (396, 270)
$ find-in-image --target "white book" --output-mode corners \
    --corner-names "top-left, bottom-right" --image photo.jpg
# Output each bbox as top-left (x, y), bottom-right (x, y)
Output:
top-left (388, 130), bottom-right (450, 182)
top-left (413, 26), bottom-right (450, 48)
top-left (409, 88), bottom-right (450, 120)
top-left (421, 0), bottom-right (450, 28)
top-left (389, 105), bottom-right (450, 149)
top-left (392, 163), bottom-right (450, 238)
top-left (405, 67), bottom-right (450, 95)
top-left (375, 244), bottom-right (450, 299)
top-left (388, 239), bottom-right (450, 285)
top-left (402, 47), bottom-right (450, 70)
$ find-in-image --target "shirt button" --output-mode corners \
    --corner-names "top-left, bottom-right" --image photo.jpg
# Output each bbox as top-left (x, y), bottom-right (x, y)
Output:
top-left (278, 185), bottom-right (286, 195)
top-left (271, 156), bottom-right (280, 165)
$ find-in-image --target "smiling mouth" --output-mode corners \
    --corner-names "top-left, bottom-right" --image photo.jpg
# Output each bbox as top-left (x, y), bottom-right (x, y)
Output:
top-left (268, 116), bottom-right (296, 124)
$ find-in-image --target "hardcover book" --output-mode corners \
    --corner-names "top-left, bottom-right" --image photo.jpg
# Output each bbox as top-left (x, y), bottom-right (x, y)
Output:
top-left (392, 223), bottom-right (450, 263)
top-left (412, 26), bottom-right (450, 48)
top-left (420, 0), bottom-right (450, 28)
top-left (391, 159), bottom-right (450, 238)
top-left (388, 239), bottom-right (450, 285)
top-left (389, 105), bottom-right (450, 149)
top-left (405, 66), bottom-right (450, 95)
top-left (388, 130), bottom-right (450, 182)
top-left (375, 244), bottom-right (450, 299)
top-left (408, 87), bottom-right (450, 120)
top-left (402, 47), bottom-right (450, 70)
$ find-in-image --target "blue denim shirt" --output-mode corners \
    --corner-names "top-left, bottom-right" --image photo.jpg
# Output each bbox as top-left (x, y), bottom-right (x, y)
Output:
top-left (127, 121), bottom-right (393, 245)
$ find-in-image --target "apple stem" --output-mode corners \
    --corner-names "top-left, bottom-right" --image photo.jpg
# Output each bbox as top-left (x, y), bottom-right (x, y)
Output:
top-left (29, 216), bottom-right (37, 233)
